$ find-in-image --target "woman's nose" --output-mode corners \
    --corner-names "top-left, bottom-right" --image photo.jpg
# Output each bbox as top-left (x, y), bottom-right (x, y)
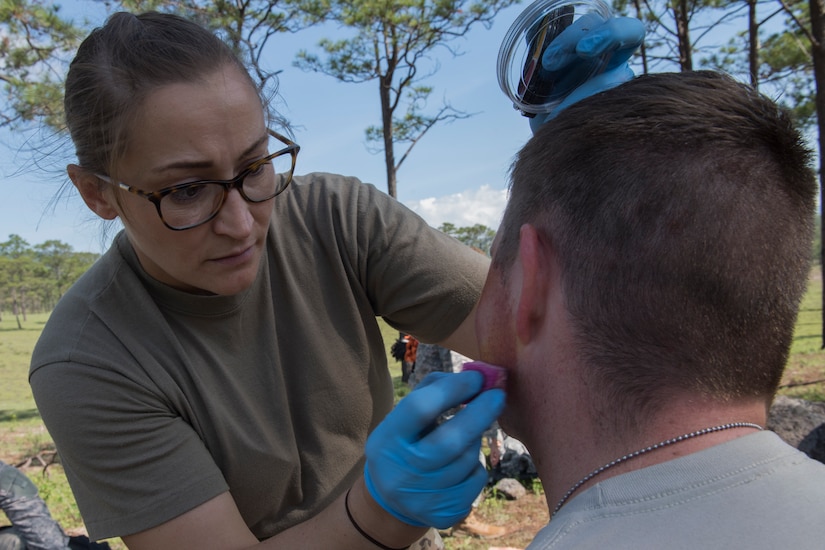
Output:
top-left (211, 188), bottom-right (254, 237)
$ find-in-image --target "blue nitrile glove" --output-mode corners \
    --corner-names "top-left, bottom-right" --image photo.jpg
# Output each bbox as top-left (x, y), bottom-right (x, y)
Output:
top-left (529, 15), bottom-right (645, 133)
top-left (364, 370), bottom-right (506, 528)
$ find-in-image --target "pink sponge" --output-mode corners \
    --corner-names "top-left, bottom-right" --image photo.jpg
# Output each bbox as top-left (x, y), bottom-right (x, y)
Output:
top-left (462, 361), bottom-right (507, 391)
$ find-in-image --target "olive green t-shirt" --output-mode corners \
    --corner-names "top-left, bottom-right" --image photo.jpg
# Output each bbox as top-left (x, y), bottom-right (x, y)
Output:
top-left (30, 173), bottom-right (489, 541)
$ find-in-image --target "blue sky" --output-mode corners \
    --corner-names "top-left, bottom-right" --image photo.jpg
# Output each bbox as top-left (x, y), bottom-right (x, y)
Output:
top-left (1, 2), bottom-right (536, 254)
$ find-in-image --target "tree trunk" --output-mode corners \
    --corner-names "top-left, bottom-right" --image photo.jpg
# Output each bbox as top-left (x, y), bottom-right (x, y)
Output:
top-left (674, 0), bottom-right (692, 70)
top-left (632, 0), bottom-right (649, 73)
top-left (810, 0), bottom-right (825, 347)
top-left (748, 0), bottom-right (759, 88)
top-left (12, 298), bottom-right (22, 329)
top-left (379, 74), bottom-right (398, 198)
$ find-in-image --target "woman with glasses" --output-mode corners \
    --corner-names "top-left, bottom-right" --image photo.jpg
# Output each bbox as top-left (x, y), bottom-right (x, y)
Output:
top-left (29, 11), bottom-right (501, 550)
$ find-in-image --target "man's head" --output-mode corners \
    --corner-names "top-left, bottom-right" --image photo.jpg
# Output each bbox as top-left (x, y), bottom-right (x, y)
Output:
top-left (480, 71), bottom-right (816, 428)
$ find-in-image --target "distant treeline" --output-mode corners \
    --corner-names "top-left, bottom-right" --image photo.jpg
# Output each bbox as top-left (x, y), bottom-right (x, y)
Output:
top-left (0, 214), bottom-right (819, 324)
top-left (0, 234), bottom-right (99, 324)
top-left (0, 222), bottom-right (495, 324)
top-left (437, 223), bottom-right (495, 257)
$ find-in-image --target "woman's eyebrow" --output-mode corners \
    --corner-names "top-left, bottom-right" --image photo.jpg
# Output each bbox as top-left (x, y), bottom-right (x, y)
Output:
top-left (151, 133), bottom-right (269, 174)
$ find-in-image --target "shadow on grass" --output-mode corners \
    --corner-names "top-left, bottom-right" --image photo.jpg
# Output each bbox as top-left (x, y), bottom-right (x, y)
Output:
top-left (0, 409), bottom-right (41, 422)
top-left (0, 325), bottom-right (47, 332)
top-left (794, 334), bottom-right (824, 343)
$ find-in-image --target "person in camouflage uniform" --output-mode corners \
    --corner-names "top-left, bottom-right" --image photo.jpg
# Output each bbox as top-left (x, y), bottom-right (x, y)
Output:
top-left (0, 462), bottom-right (110, 550)
top-left (0, 460), bottom-right (69, 550)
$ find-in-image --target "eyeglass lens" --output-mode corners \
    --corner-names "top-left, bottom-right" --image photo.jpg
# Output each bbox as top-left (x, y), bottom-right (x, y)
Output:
top-left (160, 136), bottom-right (295, 229)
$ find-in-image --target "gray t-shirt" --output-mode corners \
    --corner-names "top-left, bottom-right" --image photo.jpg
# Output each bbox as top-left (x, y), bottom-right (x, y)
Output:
top-left (30, 173), bottom-right (489, 541)
top-left (530, 431), bottom-right (825, 549)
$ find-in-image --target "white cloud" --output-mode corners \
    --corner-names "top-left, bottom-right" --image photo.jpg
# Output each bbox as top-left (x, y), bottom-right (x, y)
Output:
top-left (403, 185), bottom-right (508, 230)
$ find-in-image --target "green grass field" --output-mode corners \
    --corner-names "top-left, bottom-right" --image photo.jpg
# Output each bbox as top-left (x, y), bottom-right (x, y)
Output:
top-left (0, 312), bottom-right (49, 416)
top-left (1, 269), bottom-right (824, 546)
top-left (782, 267), bottom-right (825, 401)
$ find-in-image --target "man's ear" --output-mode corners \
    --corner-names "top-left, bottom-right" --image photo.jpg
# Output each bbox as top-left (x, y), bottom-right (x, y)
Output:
top-left (515, 224), bottom-right (551, 346)
top-left (67, 164), bottom-right (119, 220)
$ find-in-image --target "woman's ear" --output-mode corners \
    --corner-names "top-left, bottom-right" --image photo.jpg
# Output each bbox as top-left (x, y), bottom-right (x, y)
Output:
top-left (67, 164), bottom-right (119, 220)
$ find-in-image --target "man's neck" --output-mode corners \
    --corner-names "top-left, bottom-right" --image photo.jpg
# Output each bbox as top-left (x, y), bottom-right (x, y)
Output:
top-left (533, 396), bottom-right (768, 518)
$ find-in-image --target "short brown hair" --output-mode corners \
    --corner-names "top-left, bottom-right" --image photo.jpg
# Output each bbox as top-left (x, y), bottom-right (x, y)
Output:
top-left (497, 71), bottom-right (816, 420)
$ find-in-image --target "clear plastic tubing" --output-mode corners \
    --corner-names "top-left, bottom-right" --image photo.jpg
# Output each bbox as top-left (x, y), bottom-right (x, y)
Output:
top-left (497, 0), bottom-right (612, 117)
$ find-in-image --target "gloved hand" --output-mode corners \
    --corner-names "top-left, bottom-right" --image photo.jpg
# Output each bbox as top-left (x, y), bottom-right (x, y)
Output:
top-left (364, 370), bottom-right (506, 528)
top-left (529, 15), bottom-right (645, 133)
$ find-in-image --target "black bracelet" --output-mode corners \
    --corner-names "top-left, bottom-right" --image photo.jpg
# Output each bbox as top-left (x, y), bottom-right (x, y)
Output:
top-left (344, 488), bottom-right (410, 550)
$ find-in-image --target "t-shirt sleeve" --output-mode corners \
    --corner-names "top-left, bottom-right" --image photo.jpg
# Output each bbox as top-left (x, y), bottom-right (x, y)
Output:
top-left (351, 179), bottom-right (490, 343)
top-left (30, 359), bottom-right (228, 540)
